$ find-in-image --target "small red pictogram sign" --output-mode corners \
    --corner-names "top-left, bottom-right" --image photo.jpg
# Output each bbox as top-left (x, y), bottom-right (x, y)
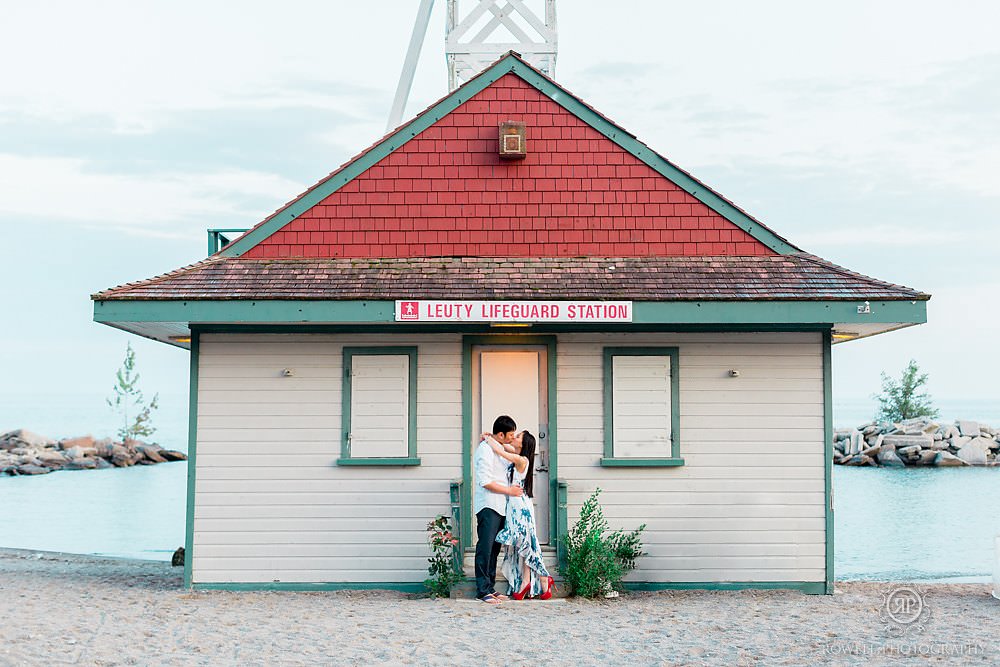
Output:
top-left (399, 301), bottom-right (420, 320)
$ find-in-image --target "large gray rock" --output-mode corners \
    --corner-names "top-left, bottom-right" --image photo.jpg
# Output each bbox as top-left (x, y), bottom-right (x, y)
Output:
top-left (940, 425), bottom-right (960, 440)
top-left (35, 450), bottom-right (66, 464)
top-left (882, 434), bottom-right (934, 449)
top-left (860, 434), bottom-right (883, 458)
top-left (894, 417), bottom-right (937, 435)
top-left (861, 443), bottom-right (882, 458)
top-left (1, 429), bottom-right (55, 451)
top-left (917, 449), bottom-right (939, 465)
top-left (58, 435), bottom-right (95, 451)
top-left (92, 438), bottom-right (115, 458)
top-left (969, 436), bottom-right (995, 449)
top-left (956, 438), bottom-right (993, 465)
top-left (846, 431), bottom-right (863, 455)
top-left (958, 420), bottom-right (980, 437)
top-left (62, 446), bottom-right (85, 460)
top-left (15, 464), bottom-right (52, 475)
top-left (935, 451), bottom-right (968, 466)
top-left (950, 435), bottom-right (971, 449)
top-left (160, 450), bottom-right (187, 462)
top-left (877, 445), bottom-right (906, 467)
top-left (110, 445), bottom-right (135, 467)
top-left (64, 458), bottom-right (98, 470)
top-left (137, 445), bottom-right (167, 463)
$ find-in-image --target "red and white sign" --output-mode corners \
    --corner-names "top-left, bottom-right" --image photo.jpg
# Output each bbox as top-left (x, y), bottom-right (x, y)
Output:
top-left (394, 300), bottom-right (632, 323)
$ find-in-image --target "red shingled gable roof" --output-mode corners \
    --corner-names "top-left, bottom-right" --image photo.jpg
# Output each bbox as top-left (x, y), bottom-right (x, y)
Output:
top-left (239, 72), bottom-right (774, 259)
top-left (216, 51), bottom-right (799, 261)
top-left (92, 53), bottom-right (928, 304)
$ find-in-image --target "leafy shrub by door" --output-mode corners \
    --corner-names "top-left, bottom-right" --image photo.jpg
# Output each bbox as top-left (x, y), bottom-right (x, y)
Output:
top-left (559, 488), bottom-right (645, 598)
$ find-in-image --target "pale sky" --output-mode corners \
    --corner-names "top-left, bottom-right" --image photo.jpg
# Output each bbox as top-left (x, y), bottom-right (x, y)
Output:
top-left (1, 1), bottom-right (997, 416)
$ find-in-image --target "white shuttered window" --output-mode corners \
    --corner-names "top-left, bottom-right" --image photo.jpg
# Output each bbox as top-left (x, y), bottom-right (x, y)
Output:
top-left (603, 347), bottom-right (683, 466)
top-left (339, 347), bottom-right (419, 465)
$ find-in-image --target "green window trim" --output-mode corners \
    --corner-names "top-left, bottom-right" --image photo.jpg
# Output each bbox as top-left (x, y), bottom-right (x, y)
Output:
top-left (335, 457), bottom-right (421, 466)
top-left (600, 457), bottom-right (685, 467)
top-left (338, 346), bottom-right (419, 466)
top-left (602, 346), bottom-right (682, 467)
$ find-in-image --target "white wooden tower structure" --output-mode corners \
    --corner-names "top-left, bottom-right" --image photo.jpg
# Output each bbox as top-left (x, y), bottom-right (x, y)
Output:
top-left (446, 0), bottom-right (557, 91)
top-left (387, 0), bottom-right (558, 131)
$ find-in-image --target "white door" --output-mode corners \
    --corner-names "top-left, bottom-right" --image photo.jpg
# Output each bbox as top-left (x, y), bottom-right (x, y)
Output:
top-left (473, 346), bottom-right (550, 543)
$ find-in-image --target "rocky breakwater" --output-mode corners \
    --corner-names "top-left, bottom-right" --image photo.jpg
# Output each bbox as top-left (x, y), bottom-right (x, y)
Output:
top-left (834, 418), bottom-right (1000, 467)
top-left (0, 429), bottom-right (187, 476)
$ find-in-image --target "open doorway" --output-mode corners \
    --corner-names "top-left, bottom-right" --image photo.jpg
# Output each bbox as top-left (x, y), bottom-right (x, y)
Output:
top-left (470, 344), bottom-right (551, 543)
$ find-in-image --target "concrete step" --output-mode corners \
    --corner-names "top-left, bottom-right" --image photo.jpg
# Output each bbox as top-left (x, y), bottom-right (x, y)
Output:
top-left (454, 546), bottom-right (565, 598)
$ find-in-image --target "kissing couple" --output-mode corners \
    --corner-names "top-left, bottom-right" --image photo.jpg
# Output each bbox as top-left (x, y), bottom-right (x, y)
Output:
top-left (474, 414), bottom-right (554, 604)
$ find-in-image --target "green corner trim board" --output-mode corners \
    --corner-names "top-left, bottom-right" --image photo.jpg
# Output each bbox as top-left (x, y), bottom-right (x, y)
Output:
top-left (823, 329), bottom-right (835, 594)
top-left (93, 298), bottom-right (927, 327)
top-left (183, 332), bottom-right (199, 589)
top-left (219, 53), bottom-right (798, 258)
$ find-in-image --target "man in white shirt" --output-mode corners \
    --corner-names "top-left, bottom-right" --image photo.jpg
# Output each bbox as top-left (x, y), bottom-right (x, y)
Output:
top-left (474, 414), bottom-right (523, 603)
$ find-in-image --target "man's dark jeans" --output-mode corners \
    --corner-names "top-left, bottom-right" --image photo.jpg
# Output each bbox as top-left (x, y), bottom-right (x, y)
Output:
top-left (474, 508), bottom-right (505, 598)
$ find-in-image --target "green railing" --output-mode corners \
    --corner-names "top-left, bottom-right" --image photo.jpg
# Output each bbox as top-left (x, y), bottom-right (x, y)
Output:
top-left (449, 480), bottom-right (464, 574)
top-left (206, 228), bottom-right (248, 255)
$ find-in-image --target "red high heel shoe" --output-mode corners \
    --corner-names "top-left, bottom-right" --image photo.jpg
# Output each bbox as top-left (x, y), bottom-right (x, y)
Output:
top-left (511, 582), bottom-right (531, 600)
top-left (539, 576), bottom-right (554, 600)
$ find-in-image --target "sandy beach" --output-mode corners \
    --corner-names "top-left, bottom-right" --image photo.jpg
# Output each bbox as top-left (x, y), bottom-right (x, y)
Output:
top-left (0, 548), bottom-right (996, 666)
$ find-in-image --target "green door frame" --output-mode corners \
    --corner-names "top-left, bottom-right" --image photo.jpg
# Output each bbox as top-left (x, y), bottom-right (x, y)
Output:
top-left (461, 335), bottom-right (558, 553)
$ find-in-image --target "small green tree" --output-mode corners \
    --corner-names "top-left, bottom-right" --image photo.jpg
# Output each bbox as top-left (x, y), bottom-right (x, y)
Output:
top-left (873, 359), bottom-right (939, 422)
top-left (559, 488), bottom-right (645, 598)
top-left (107, 342), bottom-right (159, 442)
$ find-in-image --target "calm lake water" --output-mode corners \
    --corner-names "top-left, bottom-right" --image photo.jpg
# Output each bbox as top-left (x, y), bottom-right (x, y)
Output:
top-left (2, 393), bottom-right (999, 581)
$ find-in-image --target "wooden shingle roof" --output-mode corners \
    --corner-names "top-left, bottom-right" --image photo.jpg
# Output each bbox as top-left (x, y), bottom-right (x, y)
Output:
top-left (92, 254), bottom-right (927, 302)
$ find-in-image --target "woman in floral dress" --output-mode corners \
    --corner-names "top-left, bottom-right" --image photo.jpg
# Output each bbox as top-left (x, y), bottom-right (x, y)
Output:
top-left (484, 431), bottom-right (554, 600)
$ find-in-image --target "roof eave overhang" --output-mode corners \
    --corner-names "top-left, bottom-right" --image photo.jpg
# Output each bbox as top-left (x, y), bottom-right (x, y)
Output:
top-left (93, 298), bottom-right (927, 347)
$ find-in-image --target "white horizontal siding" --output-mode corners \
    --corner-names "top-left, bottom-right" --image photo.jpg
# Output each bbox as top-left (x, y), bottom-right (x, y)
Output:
top-left (193, 330), bottom-right (826, 586)
top-left (192, 334), bottom-right (461, 584)
top-left (557, 332), bottom-right (826, 584)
